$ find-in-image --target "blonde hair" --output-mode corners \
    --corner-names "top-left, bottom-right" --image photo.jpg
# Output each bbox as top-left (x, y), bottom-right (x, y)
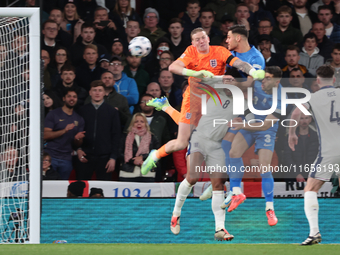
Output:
top-left (190, 27), bottom-right (206, 40)
top-left (127, 113), bottom-right (150, 133)
top-left (63, 3), bottom-right (80, 20)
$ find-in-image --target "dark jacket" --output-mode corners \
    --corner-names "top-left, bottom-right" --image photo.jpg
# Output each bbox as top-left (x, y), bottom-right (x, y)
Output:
top-left (70, 37), bottom-right (108, 67)
top-left (94, 26), bottom-right (121, 53)
top-left (318, 35), bottom-right (334, 62)
top-left (284, 127), bottom-right (319, 179)
top-left (291, 9), bottom-right (318, 31)
top-left (56, 29), bottom-right (73, 49)
top-left (181, 12), bottom-right (201, 41)
top-left (53, 80), bottom-right (88, 108)
top-left (43, 166), bottom-right (61, 180)
top-left (271, 24), bottom-right (303, 50)
top-left (119, 133), bottom-right (161, 180)
top-left (78, 102), bottom-right (121, 159)
top-left (123, 65), bottom-right (150, 96)
top-left (75, 63), bottom-right (105, 91)
top-left (84, 87), bottom-right (131, 126)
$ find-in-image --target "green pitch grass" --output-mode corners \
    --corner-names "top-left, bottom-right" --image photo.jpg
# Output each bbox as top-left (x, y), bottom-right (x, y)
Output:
top-left (1, 244), bottom-right (339, 255)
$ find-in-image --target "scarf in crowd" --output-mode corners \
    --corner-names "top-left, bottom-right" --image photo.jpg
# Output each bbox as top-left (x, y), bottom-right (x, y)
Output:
top-left (124, 127), bottom-right (151, 163)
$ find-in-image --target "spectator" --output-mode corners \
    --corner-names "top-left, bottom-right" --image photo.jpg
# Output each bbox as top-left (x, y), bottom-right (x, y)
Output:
top-left (110, 0), bottom-right (141, 31)
top-left (298, 33), bottom-right (324, 76)
top-left (166, 18), bottom-right (190, 60)
top-left (326, 43), bottom-right (340, 87)
top-left (111, 38), bottom-right (127, 66)
top-left (146, 82), bottom-right (162, 98)
top-left (122, 19), bottom-right (141, 50)
top-left (158, 69), bottom-right (182, 107)
top-left (0, 146), bottom-right (27, 182)
top-left (89, 187), bottom-right (104, 197)
top-left (60, 0), bottom-right (84, 43)
top-left (70, 23), bottom-right (107, 67)
top-left (41, 49), bottom-right (52, 90)
top-left (119, 113), bottom-right (160, 182)
top-left (311, 0), bottom-right (333, 14)
top-left (44, 88), bottom-right (85, 180)
top-left (211, 14), bottom-right (235, 46)
top-left (205, 0), bottom-right (236, 28)
top-left (49, 46), bottom-right (72, 87)
top-left (291, 0), bottom-right (318, 36)
top-left (42, 151), bottom-right (60, 180)
top-left (284, 113), bottom-right (319, 182)
top-left (334, 0), bottom-right (340, 24)
top-left (43, 90), bottom-right (63, 117)
top-left (76, 80), bottom-right (121, 180)
top-left (271, 6), bottom-right (303, 50)
top-left (309, 78), bottom-right (320, 93)
top-left (244, 0), bottom-right (275, 28)
top-left (49, 8), bottom-right (73, 49)
top-left (124, 52), bottom-right (150, 96)
top-left (199, 8), bottom-right (222, 40)
top-left (54, 64), bottom-right (88, 107)
top-left (139, 7), bottom-right (166, 46)
top-left (67, 181), bottom-right (86, 197)
top-left (98, 53), bottom-right (111, 70)
top-left (77, 0), bottom-right (98, 22)
top-left (93, 7), bottom-right (120, 52)
top-left (83, 71), bottom-right (131, 126)
top-left (257, 35), bottom-right (286, 68)
top-left (251, 18), bottom-right (283, 54)
top-left (181, 0), bottom-right (202, 41)
top-left (139, 94), bottom-right (170, 145)
top-left (108, 55), bottom-right (139, 112)
top-left (41, 19), bottom-right (62, 58)
top-left (234, 3), bottom-right (251, 32)
top-left (318, 5), bottom-right (340, 43)
top-left (281, 45), bottom-right (313, 86)
top-left (311, 21), bottom-right (334, 61)
top-left (75, 44), bottom-right (105, 91)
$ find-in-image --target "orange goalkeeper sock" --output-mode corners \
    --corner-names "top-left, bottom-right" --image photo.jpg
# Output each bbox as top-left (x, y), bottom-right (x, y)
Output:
top-left (155, 145), bottom-right (169, 159)
top-left (165, 106), bottom-right (180, 124)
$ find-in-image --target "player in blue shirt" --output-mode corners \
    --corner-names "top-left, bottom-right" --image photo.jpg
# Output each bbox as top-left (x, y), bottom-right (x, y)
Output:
top-left (226, 66), bottom-right (282, 226)
top-left (200, 25), bottom-right (267, 207)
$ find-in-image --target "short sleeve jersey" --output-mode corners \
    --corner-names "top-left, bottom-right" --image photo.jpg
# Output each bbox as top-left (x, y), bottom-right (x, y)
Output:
top-left (178, 45), bottom-right (238, 75)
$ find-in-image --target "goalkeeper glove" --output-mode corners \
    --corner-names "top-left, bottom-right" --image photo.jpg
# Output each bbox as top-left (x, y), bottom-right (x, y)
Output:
top-left (182, 68), bottom-right (214, 78)
top-left (249, 69), bottom-right (265, 80)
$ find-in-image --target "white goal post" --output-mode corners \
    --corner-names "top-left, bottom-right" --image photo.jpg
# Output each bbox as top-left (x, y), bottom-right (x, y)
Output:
top-left (0, 8), bottom-right (41, 244)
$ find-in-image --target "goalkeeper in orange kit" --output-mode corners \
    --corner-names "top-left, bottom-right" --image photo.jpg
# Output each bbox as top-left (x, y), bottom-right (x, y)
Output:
top-left (141, 27), bottom-right (264, 175)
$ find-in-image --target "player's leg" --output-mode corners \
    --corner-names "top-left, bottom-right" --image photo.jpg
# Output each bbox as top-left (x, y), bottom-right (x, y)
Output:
top-left (257, 148), bottom-right (277, 226)
top-left (206, 144), bottom-right (234, 241)
top-left (301, 177), bottom-right (324, 245)
top-left (142, 122), bottom-right (191, 175)
top-left (171, 152), bottom-right (203, 235)
top-left (147, 96), bottom-right (181, 124)
top-left (227, 131), bottom-right (252, 212)
top-left (219, 131), bottom-right (237, 208)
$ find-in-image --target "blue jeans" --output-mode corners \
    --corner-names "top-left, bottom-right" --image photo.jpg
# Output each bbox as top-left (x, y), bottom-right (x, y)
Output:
top-left (51, 157), bottom-right (73, 180)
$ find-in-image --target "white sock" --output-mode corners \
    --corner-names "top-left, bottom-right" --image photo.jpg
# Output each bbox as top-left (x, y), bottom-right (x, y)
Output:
top-left (173, 179), bottom-right (193, 217)
top-left (212, 191), bottom-right (225, 231)
top-left (266, 202), bottom-right (274, 211)
top-left (151, 151), bottom-right (160, 161)
top-left (304, 191), bottom-right (319, 236)
top-left (232, 187), bottom-right (242, 195)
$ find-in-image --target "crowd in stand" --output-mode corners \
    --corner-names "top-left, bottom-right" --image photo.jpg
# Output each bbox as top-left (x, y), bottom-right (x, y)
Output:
top-left (2, 0), bottom-right (340, 183)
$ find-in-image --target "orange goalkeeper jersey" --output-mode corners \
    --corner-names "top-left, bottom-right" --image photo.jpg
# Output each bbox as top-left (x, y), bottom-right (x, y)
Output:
top-left (178, 45), bottom-right (238, 75)
top-left (178, 46), bottom-right (238, 125)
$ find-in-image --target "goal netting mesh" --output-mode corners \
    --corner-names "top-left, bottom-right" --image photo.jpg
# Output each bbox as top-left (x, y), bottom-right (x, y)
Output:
top-left (0, 16), bottom-right (30, 243)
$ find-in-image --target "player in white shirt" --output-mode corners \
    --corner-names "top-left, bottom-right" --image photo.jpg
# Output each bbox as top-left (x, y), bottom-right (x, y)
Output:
top-left (288, 65), bottom-right (340, 245)
top-left (171, 82), bottom-right (242, 241)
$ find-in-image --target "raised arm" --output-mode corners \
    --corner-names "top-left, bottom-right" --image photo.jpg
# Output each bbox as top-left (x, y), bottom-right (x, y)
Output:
top-left (169, 60), bottom-right (214, 78)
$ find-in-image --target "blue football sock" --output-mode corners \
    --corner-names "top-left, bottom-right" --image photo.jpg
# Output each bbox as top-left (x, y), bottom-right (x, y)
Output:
top-left (261, 171), bottom-right (274, 202)
top-left (221, 140), bottom-right (232, 167)
top-left (229, 157), bottom-right (244, 191)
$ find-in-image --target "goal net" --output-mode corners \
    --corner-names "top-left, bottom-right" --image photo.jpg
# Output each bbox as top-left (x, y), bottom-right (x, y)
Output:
top-left (0, 8), bottom-right (41, 244)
